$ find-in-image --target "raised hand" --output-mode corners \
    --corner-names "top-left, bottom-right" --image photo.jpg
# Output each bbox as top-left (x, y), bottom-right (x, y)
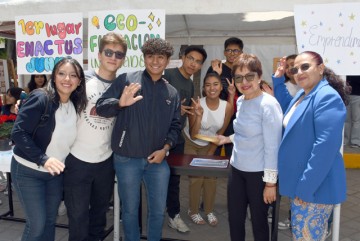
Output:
top-left (119, 83), bottom-right (143, 107)
top-left (180, 98), bottom-right (194, 116)
top-left (191, 97), bottom-right (203, 116)
top-left (274, 56), bottom-right (287, 78)
top-left (211, 59), bottom-right (222, 75)
top-left (226, 78), bottom-right (236, 97)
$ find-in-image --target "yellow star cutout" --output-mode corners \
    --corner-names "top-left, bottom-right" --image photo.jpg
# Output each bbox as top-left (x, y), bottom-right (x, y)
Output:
top-left (350, 52), bottom-right (354, 56)
top-left (349, 13), bottom-right (355, 20)
top-left (301, 21), bottom-right (307, 27)
top-left (148, 12), bottom-right (155, 22)
top-left (324, 58), bottom-right (329, 64)
top-left (148, 23), bottom-right (153, 30)
top-left (156, 18), bottom-right (161, 27)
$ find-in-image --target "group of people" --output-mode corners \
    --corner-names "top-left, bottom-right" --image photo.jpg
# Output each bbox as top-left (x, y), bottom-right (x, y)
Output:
top-left (8, 33), bottom-right (349, 241)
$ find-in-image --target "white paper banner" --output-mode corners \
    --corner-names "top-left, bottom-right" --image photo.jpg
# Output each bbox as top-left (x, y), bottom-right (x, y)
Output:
top-left (294, 3), bottom-right (360, 75)
top-left (88, 9), bottom-right (165, 74)
top-left (15, 13), bottom-right (83, 74)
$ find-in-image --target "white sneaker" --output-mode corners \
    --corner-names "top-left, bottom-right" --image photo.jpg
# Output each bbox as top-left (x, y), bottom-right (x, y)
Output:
top-left (325, 227), bottom-right (332, 239)
top-left (278, 218), bottom-right (291, 230)
top-left (168, 214), bottom-right (190, 233)
top-left (58, 201), bottom-right (67, 216)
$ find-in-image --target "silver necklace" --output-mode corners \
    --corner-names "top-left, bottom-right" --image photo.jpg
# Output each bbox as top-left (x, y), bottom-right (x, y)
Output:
top-left (61, 102), bottom-right (70, 114)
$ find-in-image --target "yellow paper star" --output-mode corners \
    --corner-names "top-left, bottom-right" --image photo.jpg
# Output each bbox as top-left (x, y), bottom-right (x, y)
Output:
top-left (156, 18), bottom-right (161, 27)
top-left (349, 13), bottom-right (355, 21)
top-left (148, 12), bottom-right (155, 22)
top-left (301, 21), bottom-right (307, 27)
top-left (148, 23), bottom-right (153, 30)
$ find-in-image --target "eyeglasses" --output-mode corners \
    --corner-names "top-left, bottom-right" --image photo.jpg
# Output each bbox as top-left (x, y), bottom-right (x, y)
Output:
top-left (234, 72), bottom-right (257, 83)
top-left (103, 49), bottom-right (125, 60)
top-left (56, 71), bottom-right (79, 80)
top-left (224, 49), bottom-right (242, 54)
top-left (186, 56), bottom-right (203, 66)
top-left (289, 63), bottom-right (311, 75)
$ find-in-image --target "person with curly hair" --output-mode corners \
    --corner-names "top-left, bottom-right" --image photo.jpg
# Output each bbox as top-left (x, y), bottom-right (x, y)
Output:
top-left (96, 38), bottom-right (181, 241)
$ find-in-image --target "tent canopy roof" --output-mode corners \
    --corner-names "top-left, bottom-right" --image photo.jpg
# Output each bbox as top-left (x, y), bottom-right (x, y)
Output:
top-left (0, 0), bottom-right (354, 39)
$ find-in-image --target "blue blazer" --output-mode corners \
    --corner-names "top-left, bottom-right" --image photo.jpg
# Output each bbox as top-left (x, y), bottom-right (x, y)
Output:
top-left (273, 76), bottom-right (346, 204)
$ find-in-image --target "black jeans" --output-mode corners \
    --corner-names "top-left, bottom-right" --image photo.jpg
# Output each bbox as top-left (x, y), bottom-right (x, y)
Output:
top-left (64, 154), bottom-right (115, 241)
top-left (166, 143), bottom-right (184, 218)
top-left (228, 166), bottom-right (269, 241)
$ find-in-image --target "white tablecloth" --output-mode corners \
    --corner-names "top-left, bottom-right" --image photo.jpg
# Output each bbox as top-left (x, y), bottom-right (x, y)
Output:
top-left (0, 149), bottom-right (13, 173)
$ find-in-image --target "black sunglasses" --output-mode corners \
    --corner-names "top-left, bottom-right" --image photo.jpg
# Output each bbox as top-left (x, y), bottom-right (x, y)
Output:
top-left (233, 72), bottom-right (257, 83)
top-left (103, 49), bottom-right (125, 60)
top-left (289, 63), bottom-right (311, 75)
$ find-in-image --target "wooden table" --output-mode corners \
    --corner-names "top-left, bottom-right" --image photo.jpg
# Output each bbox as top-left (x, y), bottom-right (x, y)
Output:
top-left (167, 153), bottom-right (230, 177)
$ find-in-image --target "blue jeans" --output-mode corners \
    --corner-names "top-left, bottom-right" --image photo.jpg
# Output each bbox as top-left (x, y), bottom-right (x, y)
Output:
top-left (11, 157), bottom-right (63, 241)
top-left (114, 154), bottom-right (170, 241)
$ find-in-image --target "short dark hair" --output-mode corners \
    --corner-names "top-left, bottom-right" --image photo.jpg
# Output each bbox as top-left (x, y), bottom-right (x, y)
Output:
top-left (224, 37), bottom-right (244, 50)
top-left (184, 46), bottom-right (207, 63)
top-left (232, 53), bottom-right (263, 78)
top-left (7, 87), bottom-right (24, 101)
top-left (286, 54), bottom-right (297, 61)
top-left (141, 38), bottom-right (174, 58)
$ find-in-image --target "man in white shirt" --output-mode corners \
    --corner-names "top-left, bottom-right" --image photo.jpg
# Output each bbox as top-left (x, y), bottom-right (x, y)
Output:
top-left (64, 33), bottom-right (127, 241)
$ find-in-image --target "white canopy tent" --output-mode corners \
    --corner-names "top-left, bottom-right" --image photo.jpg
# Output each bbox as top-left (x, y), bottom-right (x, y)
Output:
top-left (0, 0), bottom-right (356, 83)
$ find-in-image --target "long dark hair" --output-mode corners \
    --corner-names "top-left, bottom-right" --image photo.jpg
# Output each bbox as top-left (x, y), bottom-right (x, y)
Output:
top-left (301, 51), bottom-right (351, 105)
top-left (47, 57), bottom-right (87, 113)
top-left (27, 74), bottom-right (48, 92)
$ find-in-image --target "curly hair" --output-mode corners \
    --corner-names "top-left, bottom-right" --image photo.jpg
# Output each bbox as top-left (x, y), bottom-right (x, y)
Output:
top-left (141, 38), bottom-right (173, 58)
top-left (301, 51), bottom-right (351, 105)
top-left (48, 57), bottom-right (87, 113)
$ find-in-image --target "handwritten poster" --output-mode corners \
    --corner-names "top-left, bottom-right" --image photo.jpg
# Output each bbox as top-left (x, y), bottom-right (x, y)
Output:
top-left (88, 9), bottom-right (165, 74)
top-left (294, 3), bottom-right (360, 75)
top-left (15, 13), bottom-right (83, 74)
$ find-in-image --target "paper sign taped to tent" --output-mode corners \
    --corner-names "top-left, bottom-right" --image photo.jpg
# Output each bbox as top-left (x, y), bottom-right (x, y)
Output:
top-left (294, 3), bottom-right (360, 75)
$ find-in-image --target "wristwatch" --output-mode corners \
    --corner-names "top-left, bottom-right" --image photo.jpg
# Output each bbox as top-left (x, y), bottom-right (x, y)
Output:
top-left (162, 147), bottom-right (170, 157)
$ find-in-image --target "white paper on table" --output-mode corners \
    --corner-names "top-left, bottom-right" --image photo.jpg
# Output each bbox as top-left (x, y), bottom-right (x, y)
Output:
top-left (190, 158), bottom-right (229, 168)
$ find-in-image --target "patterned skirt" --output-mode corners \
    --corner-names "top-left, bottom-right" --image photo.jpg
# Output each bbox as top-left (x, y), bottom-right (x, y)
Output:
top-left (291, 198), bottom-right (334, 241)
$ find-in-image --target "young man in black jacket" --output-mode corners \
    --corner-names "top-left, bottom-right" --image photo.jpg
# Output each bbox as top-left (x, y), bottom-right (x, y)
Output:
top-left (96, 38), bottom-right (181, 241)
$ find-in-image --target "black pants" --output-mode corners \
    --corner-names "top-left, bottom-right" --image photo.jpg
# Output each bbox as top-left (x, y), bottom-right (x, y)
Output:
top-left (228, 166), bottom-right (269, 241)
top-left (64, 154), bottom-right (115, 241)
top-left (166, 143), bottom-right (184, 218)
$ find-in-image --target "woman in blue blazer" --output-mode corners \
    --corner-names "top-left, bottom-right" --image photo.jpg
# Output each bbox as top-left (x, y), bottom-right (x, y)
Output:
top-left (272, 51), bottom-right (350, 241)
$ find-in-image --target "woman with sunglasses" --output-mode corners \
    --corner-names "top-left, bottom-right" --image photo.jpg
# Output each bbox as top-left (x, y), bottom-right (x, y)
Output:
top-left (217, 53), bottom-right (283, 241)
top-left (272, 51), bottom-right (350, 241)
